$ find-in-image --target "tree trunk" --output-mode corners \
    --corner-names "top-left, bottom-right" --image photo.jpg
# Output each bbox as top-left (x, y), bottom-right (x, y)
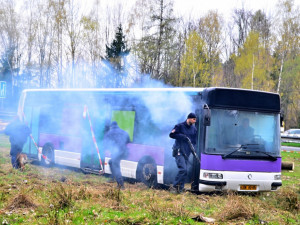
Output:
top-left (277, 57), bottom-right (284, 93)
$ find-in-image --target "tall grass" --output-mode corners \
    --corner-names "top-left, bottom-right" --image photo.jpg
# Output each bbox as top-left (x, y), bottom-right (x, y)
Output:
top-left (0, 134), bottom-right (299, 224)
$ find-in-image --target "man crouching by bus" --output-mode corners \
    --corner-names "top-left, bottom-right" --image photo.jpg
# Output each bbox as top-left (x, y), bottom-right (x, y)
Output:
top-left (169, 113), bottom-right (197, 194)
top-left (4, 116), bottom-right (31, 169)
top-left (104, 121), bottom-right (130, 190)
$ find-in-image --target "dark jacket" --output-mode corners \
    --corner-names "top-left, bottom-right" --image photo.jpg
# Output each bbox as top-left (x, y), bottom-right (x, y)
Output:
top-left (103, 122), bottom-right (130, 159)
top-left (169, 121), bottom-right (197, 158)
top-left (4, 119), bottom-right (31, 155)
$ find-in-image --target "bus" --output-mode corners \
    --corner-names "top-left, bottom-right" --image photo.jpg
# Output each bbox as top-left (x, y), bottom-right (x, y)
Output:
top-left (17, 87), bottom-right (282, 192)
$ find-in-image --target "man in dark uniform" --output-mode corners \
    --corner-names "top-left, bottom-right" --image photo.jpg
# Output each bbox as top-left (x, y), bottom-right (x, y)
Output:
top-left (103, 121), bottom-right (130, 189)
top-left (4, 117), bottom-right (31, 169)
top-left (169, 112), bottom-right (197, 193)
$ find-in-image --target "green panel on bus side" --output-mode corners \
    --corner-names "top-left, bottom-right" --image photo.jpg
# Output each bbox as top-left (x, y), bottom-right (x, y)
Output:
top-left (111, 110), bottom-right (135, 141)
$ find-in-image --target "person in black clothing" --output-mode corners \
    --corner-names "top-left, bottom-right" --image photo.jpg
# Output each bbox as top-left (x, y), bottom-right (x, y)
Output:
top-left (169, 112), bottom-right (197, 193)
top-left (103, 121), bottom-right (130, 189)
top-left (4, 117), bottom-right (31, 169)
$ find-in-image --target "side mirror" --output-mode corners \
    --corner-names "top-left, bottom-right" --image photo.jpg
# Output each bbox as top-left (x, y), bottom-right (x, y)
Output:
top-left (203, 104), bottom-right (211, 126)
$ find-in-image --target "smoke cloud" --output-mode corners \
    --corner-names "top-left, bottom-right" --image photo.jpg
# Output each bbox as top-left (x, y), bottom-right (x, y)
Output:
top-left (14, 54), bottom-right (197, 185)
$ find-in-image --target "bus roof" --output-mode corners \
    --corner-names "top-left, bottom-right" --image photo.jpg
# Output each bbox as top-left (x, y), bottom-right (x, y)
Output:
top-left (21, 87), bottom-right (279, 95)
top-left (202, 87), bottom-right (280, 112)
top-left (19, 87), bottom-right (280, 113)
top-left (22, 87), bottom-right (205, 93)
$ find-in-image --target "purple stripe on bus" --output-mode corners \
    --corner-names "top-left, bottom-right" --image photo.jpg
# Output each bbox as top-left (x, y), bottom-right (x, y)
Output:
top-left (201, 154), bottom-right (281, 172)
top-left (104, 143), bottom-right (164, 166)
top-left (39, 133), bottom-right (82, 153)
top-left (128, 143), bottom-right (164, 166)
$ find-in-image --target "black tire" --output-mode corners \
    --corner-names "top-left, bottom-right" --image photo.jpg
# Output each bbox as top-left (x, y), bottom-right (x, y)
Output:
top-left (137, 157), bottom-right (157, 188)
top-left (41, 143), bottom-right (54, 167)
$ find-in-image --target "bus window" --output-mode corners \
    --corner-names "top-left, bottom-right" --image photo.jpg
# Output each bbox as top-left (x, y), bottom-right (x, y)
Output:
top-left (60, 105), bottom-right (83, 137)
top-left (39, 106), bottom-right (61, 134)
top-left (205, 109), bottom-right (280, 156)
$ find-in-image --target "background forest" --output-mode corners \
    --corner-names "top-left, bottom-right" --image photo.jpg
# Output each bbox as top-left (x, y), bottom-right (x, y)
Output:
top-left (0, 0), bottom-right (299, 129)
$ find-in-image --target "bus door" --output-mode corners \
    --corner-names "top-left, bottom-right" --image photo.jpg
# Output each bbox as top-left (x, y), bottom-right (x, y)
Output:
top-left (80, 106), bottom-right (107, 171)
top-left (22, 106), bottom-right (40, 157)
top-left (54, 105), bottom-right (83, 168)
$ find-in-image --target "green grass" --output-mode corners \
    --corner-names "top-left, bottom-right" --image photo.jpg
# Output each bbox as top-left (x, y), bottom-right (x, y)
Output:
top-left (282, 142), bottom-right (300, 147)
top-left (0, 134), bottom-right (10, 148)
top-left (0, 134), bottom-right (299, 224)
top-left (281, 151), bottom-right (300, 187)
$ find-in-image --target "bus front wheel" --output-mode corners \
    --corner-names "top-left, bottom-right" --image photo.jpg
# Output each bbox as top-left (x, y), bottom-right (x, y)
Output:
top-left (41, 143), bottom-right (54, 167)
top-left (137, 157), bottom-right (157, 188)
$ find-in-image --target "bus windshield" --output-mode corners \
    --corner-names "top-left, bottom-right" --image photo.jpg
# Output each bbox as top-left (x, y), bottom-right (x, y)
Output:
top-left (205, 109), bottom-right (281, 157)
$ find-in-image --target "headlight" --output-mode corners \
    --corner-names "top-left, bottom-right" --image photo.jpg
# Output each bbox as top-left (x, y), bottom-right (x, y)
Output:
top-left (203, 172), bottom-right (223, 179)
top-left (274, 175), bottom-right (281, 180)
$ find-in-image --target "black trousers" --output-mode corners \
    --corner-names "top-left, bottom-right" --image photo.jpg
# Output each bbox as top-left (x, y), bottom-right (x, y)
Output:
top-left (10, 144), bottom-right (22, 169)
top-left (109, 158), bottom-right (124, 187)
top-left (173, 154), bottom-right (188, 191)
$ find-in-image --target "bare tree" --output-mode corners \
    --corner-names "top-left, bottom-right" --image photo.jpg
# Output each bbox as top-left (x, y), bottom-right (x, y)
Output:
top-left (49, 0), bottom-right (66, 88)
top-left (250, 10), bottom-right (271, 48)
top-left (0, 0), bottom-right (21, 107)
top-left (198, 10), bottom-right (223, 86)
top-left (34, 0), bottom-right (56, 88)
top-left (274, 0), bottom-right (300, 128)
top-left (64, 0), bottom-right (82, 88)
top-left (275, 0), bottom-right (300, 93)
top-left (133, 0), bottom-right (178, 81)
top-left (232, 7), bottom-right (253, 51)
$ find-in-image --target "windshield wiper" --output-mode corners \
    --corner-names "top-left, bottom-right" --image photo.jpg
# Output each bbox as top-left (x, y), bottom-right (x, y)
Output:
top-left (222, 145), bottom-right (244, 159)
top-left (222, 144), bottom-right (259, 159)
top-left (252, 150), bottom-right (277, 161)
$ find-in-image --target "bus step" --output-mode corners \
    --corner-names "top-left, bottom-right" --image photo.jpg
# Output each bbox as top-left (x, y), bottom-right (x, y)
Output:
top-left (82, 168), bottom-right (104, 175)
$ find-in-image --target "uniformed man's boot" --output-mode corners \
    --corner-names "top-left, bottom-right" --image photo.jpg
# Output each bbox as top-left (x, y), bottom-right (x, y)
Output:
top-left (117, 183), bottom-right (125, 190)
top-left (169, 186), bottom-right (179, 194)
top-left (107, 177), bottom-right (115, 183)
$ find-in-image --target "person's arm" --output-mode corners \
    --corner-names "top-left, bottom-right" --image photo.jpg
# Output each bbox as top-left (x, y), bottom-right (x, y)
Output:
top-left (126, 135), bottom-right (131, 144)
top-left (191, 128), bottom-right (198, 145)
top-left (169, 125), bottom-right (188, 140)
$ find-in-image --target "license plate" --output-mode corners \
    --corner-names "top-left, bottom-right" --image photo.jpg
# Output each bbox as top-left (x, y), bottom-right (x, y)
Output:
top-left (240, 185), bottom-right (257, 190)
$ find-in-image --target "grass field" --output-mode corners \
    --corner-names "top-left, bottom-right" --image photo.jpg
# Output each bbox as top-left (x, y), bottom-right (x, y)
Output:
top-left (282, 142), bottom-right (300, 147)
top-left (0, 134), bottom-right (299, 224)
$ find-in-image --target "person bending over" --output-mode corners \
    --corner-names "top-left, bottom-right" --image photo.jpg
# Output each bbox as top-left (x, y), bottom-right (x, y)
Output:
top-left (4, 117), bottom-right (31, 169)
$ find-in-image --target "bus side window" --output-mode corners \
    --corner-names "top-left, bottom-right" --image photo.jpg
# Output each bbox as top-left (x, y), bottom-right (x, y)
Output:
top-left (39, 107), bottom-right (60, 134)
top-left (60, 106), bottom-right (82, 137)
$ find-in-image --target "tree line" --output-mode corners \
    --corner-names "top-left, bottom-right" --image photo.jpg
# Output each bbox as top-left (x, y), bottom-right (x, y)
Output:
top-left (0, 0), bottom-right (299, 129)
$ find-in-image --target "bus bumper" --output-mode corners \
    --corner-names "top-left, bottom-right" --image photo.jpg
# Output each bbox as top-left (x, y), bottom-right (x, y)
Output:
top-left (199, 179), bottom-right (227, 187)
top-left (198, 170), bottom-right (282, 192)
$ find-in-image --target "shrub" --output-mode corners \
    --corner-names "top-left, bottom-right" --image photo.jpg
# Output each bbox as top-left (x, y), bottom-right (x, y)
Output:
top-left (216, 193), bottom-right (256, 222)
top-left (276, 188), bottom-right (300, 212)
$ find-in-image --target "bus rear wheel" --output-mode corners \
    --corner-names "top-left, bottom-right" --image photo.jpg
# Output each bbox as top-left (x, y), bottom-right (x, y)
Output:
top-left (41, 143), bottom-right (54, 167)
top-left (137, 158), bottom-right (157, 188)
